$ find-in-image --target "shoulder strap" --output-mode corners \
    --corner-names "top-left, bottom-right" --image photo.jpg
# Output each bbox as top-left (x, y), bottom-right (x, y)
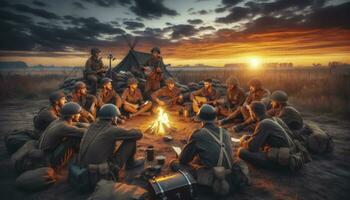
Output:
top-left (202, 128), bottom-right (232, 169)
top-left (267, 118), bottom-right (295, 148)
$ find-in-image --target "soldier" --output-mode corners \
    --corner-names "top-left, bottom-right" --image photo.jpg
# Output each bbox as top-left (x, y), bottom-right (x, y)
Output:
top-left (67, 81), bottom-right (97, 123)
top-left (151, 78), bottom-right (184, 112)
top-left (144, 47), bottom-right (164, 97)
top-left (78, 104), bottom-right (145, 178)
top-left (34, 91), bottom-right (66, 132)
top-left (122, 78), bottom-right (152, 118)
top-left (267, 90), bottom-right (304, 131)
top-left (170, 105), bottom-right (248, 195)
top-left (84, 48), bottom-right (107, 94)
top-left (218, 76), bottom-right (245, 117)
top-left (237, 101), bottom-right (305, 170)
top-left (96, 78), bottom-right (122, 109)
top-left (219, 78), bottom-right (270, 128)
top-left (39, 102), bottom-right (87, 170)
top-left (190, 79), bottom-right (220, 114)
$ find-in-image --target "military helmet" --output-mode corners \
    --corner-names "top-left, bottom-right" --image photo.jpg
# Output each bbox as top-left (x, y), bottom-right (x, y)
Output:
top-left (127, 78), bottom-right (138, 85)
top-left (74, 81), bottom-right (87, 91)
top-left (271, 90), bottom-right (288, 103)
top-left (196, 104), bottom-right (217, 122)
top-left (151, 47), bottom-right (161, 54)
top-left (91, 48), bottom-right (101, 55)
top-left (248, 78), bottom-right (262, 89)
top-left (101, 78), bottom-right (113, 85)
top-left (98, 104), bottom-right (121, 120)
top-left (49, 91), bottom-right (65, 104)
top-left (60, 102), bottom-right (82, 117)
top-left (165, 78), bottom-right (175, 85)
top-left (226, 76), bottom-right (239, 86)
top-left (248, 101), bottom-right (266, 118)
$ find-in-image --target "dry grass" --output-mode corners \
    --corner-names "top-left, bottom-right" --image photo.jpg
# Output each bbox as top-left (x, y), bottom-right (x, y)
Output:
top-left (0, 74), bottom-right (66, 100)
top-left (172, 68), bottom-right (350, 118)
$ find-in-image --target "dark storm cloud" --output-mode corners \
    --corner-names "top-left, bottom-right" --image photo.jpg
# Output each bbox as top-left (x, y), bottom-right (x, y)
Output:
top-left (199, 26), bottom-right (215, 31)
top-left (187, 19), bottom-right (203, 25)
top-left (215, 6), bottom-right (250, 23)
top-left (72, 2), bottom-right (86, 9)
top-left (168, 24), bottom-right (199, 40)
top-left (130, 0), bottom-right (178, 19)
top-left (190, 9), bottom-right (211, 15)
top-left (221, 0), bottom-right (244, 6)
top-left (12, 4), bottom-right (60, 19)
top-left (123, 21), bottom-right (145, 30)
top-left (32, 1), bottom-right (47, 7)
top-left (82, 0), bottom-right (131, 7)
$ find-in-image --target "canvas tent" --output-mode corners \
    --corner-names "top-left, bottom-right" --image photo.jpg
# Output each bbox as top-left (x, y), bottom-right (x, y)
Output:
top-left (113, 49), bottom-right (173, 79)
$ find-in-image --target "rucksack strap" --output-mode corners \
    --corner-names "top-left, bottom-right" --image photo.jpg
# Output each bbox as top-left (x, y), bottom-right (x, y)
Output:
top-left (202, 128), bottom-right (232, 169)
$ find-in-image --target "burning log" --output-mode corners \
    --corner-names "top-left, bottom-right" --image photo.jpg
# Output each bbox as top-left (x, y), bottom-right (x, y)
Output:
top-left (145, 108), bottom-right (176, 136)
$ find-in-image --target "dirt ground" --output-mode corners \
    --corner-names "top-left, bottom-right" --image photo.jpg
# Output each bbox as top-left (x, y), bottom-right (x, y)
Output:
top-left (0, 99), bottom-right (350, 200)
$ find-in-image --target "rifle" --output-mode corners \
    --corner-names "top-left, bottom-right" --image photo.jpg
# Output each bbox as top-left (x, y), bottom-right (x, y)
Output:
top-left (107, 54), bottom-right (116, 78)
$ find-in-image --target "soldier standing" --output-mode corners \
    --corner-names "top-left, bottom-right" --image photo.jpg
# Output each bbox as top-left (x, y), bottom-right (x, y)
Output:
top-left (121, 78), bottom-right (153, 118)
top-left (190, 79), bottom-right (220, 114)
top-left (84, 48), bottom-right (107, 94)
top-left (144, 47), bottom-right (164, 97)
top-left (67, 81), bottom-right (97, 123)
top-left (34, 91), bottom-right (66, 132)
top-left (151, 78), bottom-right (184, 112)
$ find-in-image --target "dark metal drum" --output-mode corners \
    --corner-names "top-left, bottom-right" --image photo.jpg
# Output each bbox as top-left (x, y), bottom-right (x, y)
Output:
top-left (148, 170), bottom-right (197, 200)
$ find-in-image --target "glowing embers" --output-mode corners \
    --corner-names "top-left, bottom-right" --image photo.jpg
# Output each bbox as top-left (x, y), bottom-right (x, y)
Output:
top-left (145, 108), bottom-right (176, 136)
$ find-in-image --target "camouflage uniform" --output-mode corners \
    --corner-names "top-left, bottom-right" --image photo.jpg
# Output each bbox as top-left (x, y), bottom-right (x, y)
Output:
top-left (144, 56), bottom-right (164, 95)
top-left (84, 57), bottom-right (107, 94)
top-left (67, 92), bottom-right (97, 123)
top-left (96, 88), bottom-right (122, 109)
top-left (78, 120), bottom-right (143, 169)
top-left (121, 88), bottom-right (152, 116)
top-left (219, 86), bottom-right (246, 117)
top-left (151, 85), bottom-right (183, 112)
top-left (39, 119), bottom-right (86, 170)
top-left (238, 117), bottom-right (292, 169)
top-left (190, 87), bottom-right (221, 113)
top-left (34, 106), bottom-right (60, 131)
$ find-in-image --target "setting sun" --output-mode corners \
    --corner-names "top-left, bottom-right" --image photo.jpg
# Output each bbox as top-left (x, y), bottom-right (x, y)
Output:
top-left (248, 57), bottom-right (262, 69)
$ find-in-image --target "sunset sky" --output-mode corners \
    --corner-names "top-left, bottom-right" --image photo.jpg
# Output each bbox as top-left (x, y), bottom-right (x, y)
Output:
top-left (0, 0), bottom-right (350, 67)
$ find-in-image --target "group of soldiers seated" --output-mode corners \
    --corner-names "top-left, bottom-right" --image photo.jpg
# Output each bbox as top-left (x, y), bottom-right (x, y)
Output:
top-left (31, 47), bottom-right (314, 196)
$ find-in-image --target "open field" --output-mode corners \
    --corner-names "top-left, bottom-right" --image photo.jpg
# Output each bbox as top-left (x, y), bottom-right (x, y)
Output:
top-left (0, 99), bottom-right (349, 200)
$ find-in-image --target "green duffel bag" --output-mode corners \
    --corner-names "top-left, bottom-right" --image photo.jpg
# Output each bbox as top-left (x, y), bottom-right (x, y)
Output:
top-left (15, 167), bottom-right (56, 191)
top-left (304, 121), bottom-right (334, 154)
top-left (68, 164), bottom-right (91, 192)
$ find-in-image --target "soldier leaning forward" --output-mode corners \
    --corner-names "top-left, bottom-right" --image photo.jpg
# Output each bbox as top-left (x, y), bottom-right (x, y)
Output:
top-left (218, 76), bottom-right (246, 117)
top-left (34, 91), bottom-right (66, 132)
top-left (38, 102), bottom-right (87, 171)
top-left (67, 81), bottom-right (97, 123)
top-left (238, 102), bottom-right (310, 171)
top-left (170, 105), bottom-right (251, 196)
top-left (151, 78), bottom-right (183, 113)
top-left (76, 104), bottom-right (145, 186)
top-left (190, 79), bottom-right (220, 114)
top-left (144, 47), bottom-right (164, 97)
top-left (84, 48), bottom-right (107, 94)
top-left (219, 78), bottom-right (270, 130)
top-left (122, 78), bottom-right (153, 118)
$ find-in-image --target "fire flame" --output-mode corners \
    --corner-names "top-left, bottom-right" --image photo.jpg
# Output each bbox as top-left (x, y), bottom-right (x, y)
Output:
top-left (149, 108), bottom-right (170, 136)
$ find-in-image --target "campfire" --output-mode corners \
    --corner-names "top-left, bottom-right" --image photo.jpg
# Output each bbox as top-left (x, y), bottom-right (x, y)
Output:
top-left (145, 108), bottom-right (176, 136)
